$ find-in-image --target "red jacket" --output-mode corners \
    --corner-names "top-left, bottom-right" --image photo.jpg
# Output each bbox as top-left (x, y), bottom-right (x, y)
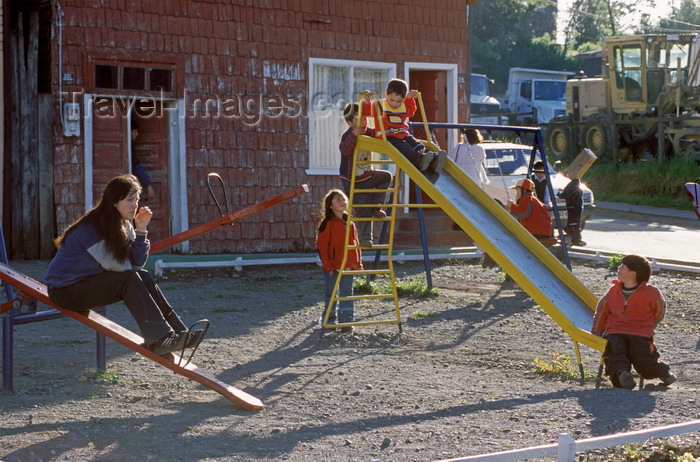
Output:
top-left (509, 193), bottom-right (552, 237)
top-left (362, 97), bottom-right (416, 140)
top-left (592, 280), bottom-right (666, 338)
top-left (316, 215), bottom-right (363, 272)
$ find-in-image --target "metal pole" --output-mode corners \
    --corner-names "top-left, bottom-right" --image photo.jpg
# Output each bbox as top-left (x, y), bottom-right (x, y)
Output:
top-left (414, 183), bottom-right (433, 290)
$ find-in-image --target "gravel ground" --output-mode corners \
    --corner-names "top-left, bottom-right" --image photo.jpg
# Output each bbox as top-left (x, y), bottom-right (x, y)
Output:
top-left (1, 257), bottom-right (698, 462)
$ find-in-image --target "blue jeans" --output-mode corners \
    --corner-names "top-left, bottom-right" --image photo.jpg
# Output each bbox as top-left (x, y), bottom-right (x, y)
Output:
top-left (323, 271), bottom-right (354, 323)
top-left (387, 135), bottom-right (428, 167)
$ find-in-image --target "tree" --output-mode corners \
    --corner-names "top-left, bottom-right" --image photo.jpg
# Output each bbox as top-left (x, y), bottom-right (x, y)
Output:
top-left (563, 0), bottom-right (671, 49)
top-left (470, 0), bottom-right (577, 94)
top-left (658, 0), bottom-right (700, 33)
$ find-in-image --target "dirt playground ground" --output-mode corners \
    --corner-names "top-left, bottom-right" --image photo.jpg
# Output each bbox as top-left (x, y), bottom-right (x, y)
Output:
top-left (1, 257), bottom-right (699, 461)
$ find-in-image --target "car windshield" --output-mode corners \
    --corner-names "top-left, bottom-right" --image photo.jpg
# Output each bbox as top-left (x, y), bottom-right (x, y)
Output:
top-left (483, 146), bottom-right (555, 175)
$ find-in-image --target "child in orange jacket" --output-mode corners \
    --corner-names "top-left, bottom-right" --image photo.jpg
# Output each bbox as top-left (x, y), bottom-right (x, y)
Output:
top-left (592, 254), bottom-right (676, 389)
top-left (508, 178), bottom-right (552, 238)
top-left (316, 189), bottom-right (363, 332)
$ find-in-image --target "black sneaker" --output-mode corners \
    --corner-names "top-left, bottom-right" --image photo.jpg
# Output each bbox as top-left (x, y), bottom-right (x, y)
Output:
top-left (185, 329), bottom-right (206, 349)
top-left (151, 332), bottom-right (188, 355)
top-left (617, 370), bottom-right (636, 390)
top-left (184, 319), bottom-right (210, 349)
top-left (430, 150), bottom-right (447, 173)
top-left (339, 326), bottom-right (354, 333)
top-left (418, 151), bottom-right (435, 171)
top-left (661, 373), bottom-right (677, 386)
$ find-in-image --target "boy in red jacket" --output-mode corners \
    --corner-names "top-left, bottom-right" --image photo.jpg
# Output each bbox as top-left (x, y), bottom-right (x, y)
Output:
top-left (362, 78), bottom-right (447, 175)
top-left (592, 254), bottom-right (676, 389)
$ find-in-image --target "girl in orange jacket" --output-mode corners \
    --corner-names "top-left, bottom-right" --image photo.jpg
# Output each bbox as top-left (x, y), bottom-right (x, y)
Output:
top-left (316, 189), bottom-right (363, 332)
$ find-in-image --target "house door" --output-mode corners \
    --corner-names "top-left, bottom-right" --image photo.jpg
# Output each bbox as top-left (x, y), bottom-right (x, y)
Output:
top-left (91, 98), bottom-right (171, 242)
top-left (408, 70), bottom-right (448, 204)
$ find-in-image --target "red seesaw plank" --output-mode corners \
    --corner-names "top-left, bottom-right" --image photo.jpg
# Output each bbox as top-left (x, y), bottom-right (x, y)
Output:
top-left (0, 262), bottom-right (263, 411)
top-left (150, 184), bottom-right (309, 254)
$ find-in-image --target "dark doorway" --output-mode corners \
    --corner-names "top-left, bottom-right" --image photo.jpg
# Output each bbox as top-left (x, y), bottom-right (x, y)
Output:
top-left (408, 70), bottom-right (448, 205)
top-left (91, 98), bottom-right (171, 242)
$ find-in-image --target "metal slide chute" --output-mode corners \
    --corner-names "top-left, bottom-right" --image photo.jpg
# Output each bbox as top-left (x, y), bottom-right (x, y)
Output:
top-left (355, 135), bottom-right (607, 358)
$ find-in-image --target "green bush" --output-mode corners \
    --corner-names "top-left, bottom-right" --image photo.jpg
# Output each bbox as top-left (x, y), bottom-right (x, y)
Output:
top-left (584, 157), bottom-right (700, 209)
top-left (607, 254), bottom-right (623, 270)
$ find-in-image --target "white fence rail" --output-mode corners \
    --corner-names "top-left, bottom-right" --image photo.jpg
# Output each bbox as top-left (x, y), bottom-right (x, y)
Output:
top-left (435, 419), bottom-right (700, 462)
top-left (152, 246), bottom-right (700, 277)
top-left (152, 249), bottom-right (481, 276)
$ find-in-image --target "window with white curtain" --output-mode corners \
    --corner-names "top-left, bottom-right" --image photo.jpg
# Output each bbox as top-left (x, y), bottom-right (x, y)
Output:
top-left (307, 58), bottom-right (395, 175)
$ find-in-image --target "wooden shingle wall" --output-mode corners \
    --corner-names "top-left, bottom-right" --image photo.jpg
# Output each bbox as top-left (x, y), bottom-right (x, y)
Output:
top-left (52, 0), bottom-right (468, 253)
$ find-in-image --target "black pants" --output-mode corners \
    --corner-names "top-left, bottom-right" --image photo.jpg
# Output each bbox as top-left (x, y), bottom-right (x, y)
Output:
top-left (566, 205), bottom-right (583, 244)
top-left (48, 269), bottom-right (187, 347)
top-left (603, 333), bottom-right (670, 386)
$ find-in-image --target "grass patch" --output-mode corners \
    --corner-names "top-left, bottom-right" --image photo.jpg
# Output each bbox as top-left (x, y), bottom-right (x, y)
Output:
top-left (585, 157), bottom-right (699, 210)
top-left (354, 277), bottom-right (436, 298)
top-left (411, 310), bottom-right (437, 319)
top-left (211, 306), bottom-right (248, 313)
top-left (92, 367), bottom-right (126, 384)
top-left (616, 440), bottom-right (700, 461)
top-left (531, 352), bottom-right (582, 379)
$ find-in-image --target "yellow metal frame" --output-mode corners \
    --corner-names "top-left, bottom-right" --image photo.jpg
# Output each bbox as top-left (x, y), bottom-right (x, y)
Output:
top-left (323, 92), bottom-right (606, 380)
top-left (322, 92), bottom-right (442, 332)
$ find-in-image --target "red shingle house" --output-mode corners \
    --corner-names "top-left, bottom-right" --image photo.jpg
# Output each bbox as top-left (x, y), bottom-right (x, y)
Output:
top-left (2, 0), bottom-right (474, 259)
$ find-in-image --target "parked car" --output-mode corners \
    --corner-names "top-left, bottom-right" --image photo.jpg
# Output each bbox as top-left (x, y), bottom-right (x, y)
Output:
top-left (478, 141), bottom-right (595, 229)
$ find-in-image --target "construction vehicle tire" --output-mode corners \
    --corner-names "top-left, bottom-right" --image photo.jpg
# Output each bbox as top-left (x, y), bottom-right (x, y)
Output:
top-left (580, 123), bottom-right (609, 159)
top-left (544, 117), bottom-right (571, 159)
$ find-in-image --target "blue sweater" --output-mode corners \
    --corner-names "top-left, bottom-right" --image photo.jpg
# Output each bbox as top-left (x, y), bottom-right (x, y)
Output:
top-left (44, 221), bottom-right (149, 288)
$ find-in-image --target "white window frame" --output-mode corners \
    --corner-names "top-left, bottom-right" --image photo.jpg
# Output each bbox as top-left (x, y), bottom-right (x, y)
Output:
top-left (306, 58), bottom-right (396, 176)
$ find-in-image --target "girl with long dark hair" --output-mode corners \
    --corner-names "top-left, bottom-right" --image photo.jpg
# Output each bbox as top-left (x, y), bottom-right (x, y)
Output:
top-left (45, 174), bottom-right (204, 354)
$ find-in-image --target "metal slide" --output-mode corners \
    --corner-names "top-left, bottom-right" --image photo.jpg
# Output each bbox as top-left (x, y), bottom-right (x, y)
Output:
top-left (357, 135), bottom-right (607, 355)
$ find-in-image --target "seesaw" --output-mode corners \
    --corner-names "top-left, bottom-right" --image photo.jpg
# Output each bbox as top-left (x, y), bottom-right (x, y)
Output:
top-left (1, 184), bottom-right (309, 410)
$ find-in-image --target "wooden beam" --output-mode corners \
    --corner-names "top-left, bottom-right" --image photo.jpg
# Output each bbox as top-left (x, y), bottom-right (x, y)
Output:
top-left (38, 94), bottom-right (55, 259)
top-left (20, 11), bottom-right (39, 259)
top-left (0, 262), bottom-right (264, 411)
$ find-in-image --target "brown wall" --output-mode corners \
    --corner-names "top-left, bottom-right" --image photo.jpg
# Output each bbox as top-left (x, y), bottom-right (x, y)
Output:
top-left (52, 0), bottom-right (468, 254)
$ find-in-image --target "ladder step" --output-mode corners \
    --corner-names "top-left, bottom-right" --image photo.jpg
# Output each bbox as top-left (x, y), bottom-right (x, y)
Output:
top-left (355, 160), bottom-right (394, 165)
top-left (340, 269), bottom-right (391, 275)
top-left (349, 244), bottom-right (390, 250)
top-left (351, 188), bottom-right (395, 194)
top-left (350, 217), bottom-right (390, 222)
top-left (334, 294), bottom-right (396, 301)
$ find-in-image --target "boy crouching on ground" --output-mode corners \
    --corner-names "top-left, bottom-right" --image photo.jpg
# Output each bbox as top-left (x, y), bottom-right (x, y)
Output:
top-left (592, 254), bottom-right (676, 389)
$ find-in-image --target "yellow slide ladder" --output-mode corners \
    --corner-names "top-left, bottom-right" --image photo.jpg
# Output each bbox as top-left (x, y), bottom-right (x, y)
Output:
top-left (321, 92), bottom-right (441, 333)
